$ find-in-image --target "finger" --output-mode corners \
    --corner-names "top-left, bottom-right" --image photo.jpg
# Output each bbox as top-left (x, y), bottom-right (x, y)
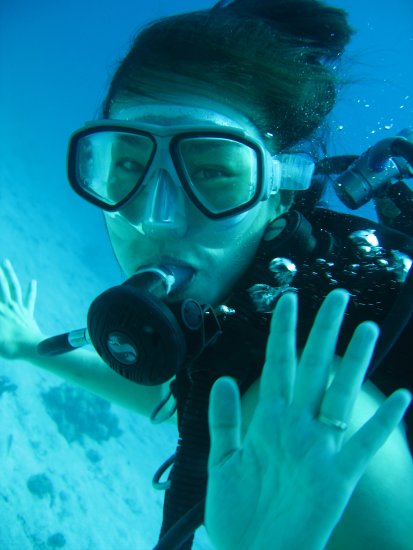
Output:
top-left (294, 289), bottom-right (350, 413)
top-left (260, 292), bottom-right (297, 404)
top-left (208, 377), bottom-right (241, 471)
top-left (319, 321), bottom-right (379, 426)
top-left (25, 279), bottom-right (38, 316)
top-left (339, 389), bottom-right (412, 479)
top-left (0, 266), bottom-right (12, 303)
top-left (3, 259), bottom-right (23, 305)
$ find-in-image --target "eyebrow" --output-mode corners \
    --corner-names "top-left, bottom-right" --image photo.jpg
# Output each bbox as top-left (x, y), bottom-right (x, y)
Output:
top-left (182, 139), bottom-right (245, 155)
top-left (115, 134), bottom-right (152, 148)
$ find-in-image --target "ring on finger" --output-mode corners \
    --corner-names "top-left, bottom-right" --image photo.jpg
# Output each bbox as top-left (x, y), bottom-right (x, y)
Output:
top-left (318, 414), bottom-right (348, 431)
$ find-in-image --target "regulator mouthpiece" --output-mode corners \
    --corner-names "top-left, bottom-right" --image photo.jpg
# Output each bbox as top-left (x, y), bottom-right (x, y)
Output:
top-left (132, 264), bottom-right (195, 297)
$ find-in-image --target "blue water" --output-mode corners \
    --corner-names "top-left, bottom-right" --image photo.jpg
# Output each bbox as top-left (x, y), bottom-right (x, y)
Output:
top-left (0, 1), bottom-right (412, 548)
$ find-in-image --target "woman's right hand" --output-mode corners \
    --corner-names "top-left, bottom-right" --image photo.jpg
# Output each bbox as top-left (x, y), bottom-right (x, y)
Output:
top-left (0, 259), bottom-right (43, 360)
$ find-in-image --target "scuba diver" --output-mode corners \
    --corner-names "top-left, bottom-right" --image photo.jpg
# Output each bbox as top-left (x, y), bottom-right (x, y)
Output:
top-left (1, 0), bottom-right (413, 548)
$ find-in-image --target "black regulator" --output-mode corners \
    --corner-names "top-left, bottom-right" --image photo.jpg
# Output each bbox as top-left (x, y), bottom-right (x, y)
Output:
top-left (38, 265), bottom-right (222, 386)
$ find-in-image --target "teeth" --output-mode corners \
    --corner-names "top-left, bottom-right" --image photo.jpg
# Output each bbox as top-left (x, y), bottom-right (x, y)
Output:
top-left (133, 264), bottom-right (194, 294)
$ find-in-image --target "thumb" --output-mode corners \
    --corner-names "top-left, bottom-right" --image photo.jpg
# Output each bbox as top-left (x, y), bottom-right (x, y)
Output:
top-left (208, 377), bottom-right (242, 471)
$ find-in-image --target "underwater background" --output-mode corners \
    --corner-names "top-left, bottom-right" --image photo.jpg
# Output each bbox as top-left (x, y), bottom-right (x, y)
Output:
top-left (0, 0), bottom-right (412, 548)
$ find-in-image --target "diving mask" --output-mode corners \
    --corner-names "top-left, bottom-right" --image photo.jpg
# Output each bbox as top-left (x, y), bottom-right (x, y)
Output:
top-left (67, 105), bottom-right (314, 226)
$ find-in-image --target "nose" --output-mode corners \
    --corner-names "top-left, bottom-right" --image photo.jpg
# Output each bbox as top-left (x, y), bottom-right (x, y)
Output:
top-left (119, 168), bottom-right (189, 238)
top-left (142, 169), bottom-right (188, 237)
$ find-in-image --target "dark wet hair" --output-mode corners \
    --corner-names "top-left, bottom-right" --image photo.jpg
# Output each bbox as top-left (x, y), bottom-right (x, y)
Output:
top-left (101, 0), bottom-right (353, 152)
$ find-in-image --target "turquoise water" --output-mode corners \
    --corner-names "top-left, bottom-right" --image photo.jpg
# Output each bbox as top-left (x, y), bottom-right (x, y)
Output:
top-left (0, 0), bottom-right (412, 548)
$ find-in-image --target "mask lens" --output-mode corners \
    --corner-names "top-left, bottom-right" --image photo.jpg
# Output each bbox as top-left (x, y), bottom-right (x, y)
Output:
top-left (177, 137), bottom-right (259, 214)
top-left (74, 131), bottom-right (155, 206)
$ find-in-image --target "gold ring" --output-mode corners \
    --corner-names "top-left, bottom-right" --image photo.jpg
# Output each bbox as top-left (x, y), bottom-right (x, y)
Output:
top-left (318, 414), bottom-right (348, 431)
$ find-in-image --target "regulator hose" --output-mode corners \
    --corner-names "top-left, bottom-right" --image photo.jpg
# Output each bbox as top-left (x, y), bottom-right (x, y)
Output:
top-left (154, 366), bottom-right (218, 550)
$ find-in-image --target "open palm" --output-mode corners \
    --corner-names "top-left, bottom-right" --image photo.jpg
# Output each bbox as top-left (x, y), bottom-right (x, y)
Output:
top-left (206, 290), bottom-right (411, 550)
top-left (0, 259), bottom-right (41, 359)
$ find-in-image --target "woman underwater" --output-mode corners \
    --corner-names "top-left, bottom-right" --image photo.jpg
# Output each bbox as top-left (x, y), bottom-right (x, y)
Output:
top-left (1, 0), bottom-right (413, 548)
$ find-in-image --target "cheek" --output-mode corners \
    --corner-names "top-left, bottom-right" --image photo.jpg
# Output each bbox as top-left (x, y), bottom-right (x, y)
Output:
top-left (104, 216), bottom-right (142, 273)
top-left (223, 226), bottom-right (264, 273)
top-left (208, 200), bottom-right (274, 248)
top-left (203, 208), bottom-right (271, 285)
top-left (195, 237), bottom-right (261, 305)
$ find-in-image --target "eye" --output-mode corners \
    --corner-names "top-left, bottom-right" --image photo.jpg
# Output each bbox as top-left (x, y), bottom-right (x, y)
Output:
top-left (192, 167), bottom-right (231, 181)
top-left (116, 158), bottom-right (143, 174)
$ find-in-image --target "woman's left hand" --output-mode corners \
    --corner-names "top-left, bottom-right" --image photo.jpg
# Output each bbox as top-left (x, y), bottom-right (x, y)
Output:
top-left (205, 289), bottom-right (412, 550)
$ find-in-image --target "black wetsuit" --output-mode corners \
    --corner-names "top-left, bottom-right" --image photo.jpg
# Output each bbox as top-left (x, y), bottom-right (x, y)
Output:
top-left (159, 208), bottom-right (413, 550)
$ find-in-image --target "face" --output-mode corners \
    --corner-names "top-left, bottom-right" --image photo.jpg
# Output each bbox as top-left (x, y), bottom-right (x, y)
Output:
top-left (104, 95), bottom-right (287, 306)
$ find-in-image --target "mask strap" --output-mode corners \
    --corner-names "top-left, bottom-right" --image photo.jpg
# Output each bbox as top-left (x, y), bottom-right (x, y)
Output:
top-left (275, 154), bottom-right (315, 191)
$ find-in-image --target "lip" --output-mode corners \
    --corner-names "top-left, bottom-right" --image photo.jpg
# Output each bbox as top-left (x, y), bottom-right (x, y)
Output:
top-left (135, 256), bottom-right (198, 272)
top-left (134, 257), bottom-right (197, 293)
